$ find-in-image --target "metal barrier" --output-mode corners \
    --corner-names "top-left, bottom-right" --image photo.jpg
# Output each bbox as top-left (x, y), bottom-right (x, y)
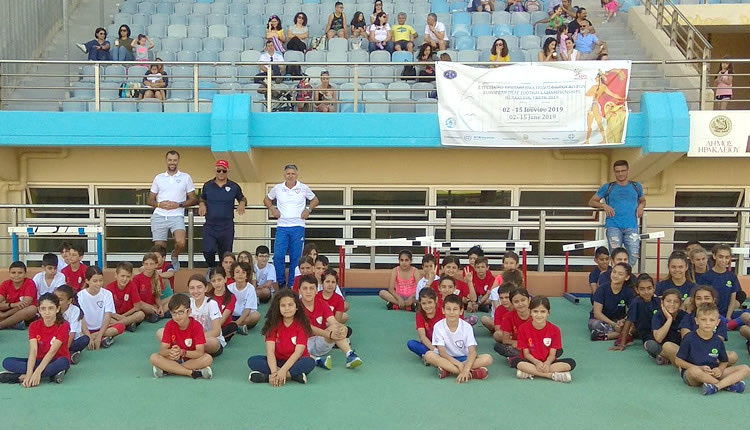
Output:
top-left (1, 204), bottom-right (748, 276)
top-left (1, 59), bottom-right (749, 113)
top-left (642, 0), bottom-right (712, 62)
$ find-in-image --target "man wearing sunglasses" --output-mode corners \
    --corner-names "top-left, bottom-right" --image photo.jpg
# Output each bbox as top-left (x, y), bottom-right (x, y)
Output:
top-left (199, 160), bottom-right (247, 269)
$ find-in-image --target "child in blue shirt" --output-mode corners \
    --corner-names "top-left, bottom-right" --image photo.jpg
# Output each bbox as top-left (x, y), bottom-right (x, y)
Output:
top-left (695, 244), bottom-right (742, 319)
top-left (590, 262), bottom-right (635, 342)
top-left (611, 273), bottom-right (658, 351)
top-left (675, 302), bottom-right (749, 395)
top-left (646, 288), bottom-right (687, 365)
top-left (679, 285), bottom-right (738, 366)
top-left (655, 252), bottom-right (695, 303)
top-left (596, 247), bottom-right (629, 292)
top-left (588, 246), bottom-right (610, 303)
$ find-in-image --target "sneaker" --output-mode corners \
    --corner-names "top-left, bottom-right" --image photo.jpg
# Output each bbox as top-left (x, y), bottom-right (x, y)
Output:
top-left (386, 303), bottom-right (399, 311)
top-left (11, 321), bottom-right (25, 330)
top-left (146, 313), bottom-right (160, 323)
top-left (75, 42), bottom-right (87, 53)
top-left (614, 335), bottom-right (634, 347)
top-left (702, 383), bottom-right (719, 395)
top-left (437, 367), bottom-right (448, 379)
top-left (52, 370), bottom-right (65, 384)
top-left (248, 371), bottom-right (269, 383)
top-left (171, 254), bottom-right (180, 271)
top-left (465, 315), bottom-right (479, 326)
top-left (470, 367), bottom-right (488, 380)
top-left (126, 323), bottom-right (137, 333)
top-left (237, 325), bottom-right (249, 336)
top-left (345, 351), bottom-right (362, 369)
top-left (291, 373), bottom-right (307, 384)
top-left (316, 355), bottom-right (333, 370)
top-left (101, 337), bottom-right (114, 348)
top-left (153, 366), bottom-right (164, 378)
top-left (198, 367), bottom-right (213, 380)
top-left (0, 372), bottom-right (20, 384)
top-left (516, 369), bottom-right (534, 379)
top-left (590, 330), bottom-right (607, 341)
top-left (552, 372), bottom-right (572, 383)
top-left (725, 381), bottom-right (746, 393)
top-left (70, 351), bottom-right (81, 365)
top-left (410, 303), bottom-right (417, 312)
top-left (656, 355), bottom-right (670, 366)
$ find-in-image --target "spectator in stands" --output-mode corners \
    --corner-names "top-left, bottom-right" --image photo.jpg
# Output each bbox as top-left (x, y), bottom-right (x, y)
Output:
top-left (111, 25), bottom-right (134, 62)
top-left (567, 7), bottom-right (591, 36)
top-left (490, 38), bottom-right (510, 64)
top-left (75, 27), bottom-right (111, 61)
top-left (325, 2), bottom-right (349, 40)
top-left (561, 38), bottom-right (580, 61)
top-left (147, 150), bottom-right (197, 270)
top-left (257, 39), bottom-right (286, 84)
top-left (574, 23), bottom-right (606, 60)
top-left (603, 0), bottom-right (618, 23)
top-left (287, 12), bottom-right (309, 52)
top-left (424, 13), bottom-right (449, 52)
top-left (547, 0), bottom-right (562, 14)
top-left (368, 12), bottom-right (394, 53)
top-left (416, 44), bottom-right (435, 82)
top-left (371, 0), bottom-right (384, 24)
top-left (263, 164), bottom-right (319, 288)
top-left (588, 160), bottom-right (646, 268)
top-left (314, 71), bottom-right (337, 112)
top-left (440, 52), bottom-right (452, 61)
top-left (131, 34), bottom-right (154, 62)
top-left (142, 61), bottom-right (168, 101)
top-left (538, 38), bottom-right (558, 62)
top-left (556, 26), bottom-right (569, 56)
top-left (714, 59), bottom-right (733, 110)
top-left (535, 6), bottom-right (566, 35)
top-left (266, 15), bottom-right (287, 53)
top-left (350, 11), bottom-right (368, 48)
top-left (392, 12), bottom-right (417, 52)
top-left (560, 0), bottom-right (577, 22)
top-left (469, 0), bottom-right (496, 12)
top-left (506, 0), bottom-right (526, 12)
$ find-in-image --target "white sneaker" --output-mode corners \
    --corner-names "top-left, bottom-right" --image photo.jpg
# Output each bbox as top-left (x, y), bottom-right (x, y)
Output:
top-left (153, 366), bottom-right (164, 378)
top-left (552, 372), bottom-right (572, 383)
top-left (198, 367), bottom-right (213, 379)
top-left (75, 43), bottom-right (87, 53)
top-left (516, 369), bottom-right (534, 380)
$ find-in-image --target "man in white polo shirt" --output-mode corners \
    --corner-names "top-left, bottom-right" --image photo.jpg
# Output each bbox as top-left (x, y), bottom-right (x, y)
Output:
top-left (263, 164), bottom-right (319, 287)
top-left (147, 150), bottom-right (198, 270)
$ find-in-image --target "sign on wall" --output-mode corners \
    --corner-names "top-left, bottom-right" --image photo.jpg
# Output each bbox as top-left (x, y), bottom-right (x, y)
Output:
top-left (436, 61), bottom-right (632, 147)
top-left (688, 111), bottom-right (750, 157)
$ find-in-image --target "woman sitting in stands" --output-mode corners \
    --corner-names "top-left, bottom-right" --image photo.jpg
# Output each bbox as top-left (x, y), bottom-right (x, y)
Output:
top-left (142, 60), bottom-right (168, 101)
top-left (314, 71), bottom-right (337, 113)
top-left (267, 15), bottom-right (287, 53)
top-left (287, 12), bottom-right (309, 52)
top-left (538, 38), bottom-right (558, 62)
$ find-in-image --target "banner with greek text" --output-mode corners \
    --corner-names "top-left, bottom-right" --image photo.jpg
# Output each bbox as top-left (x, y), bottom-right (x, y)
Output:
top-left (688, 111), bottom-right (750, 157)
top-left (436, 61), bottom-right (631, 147)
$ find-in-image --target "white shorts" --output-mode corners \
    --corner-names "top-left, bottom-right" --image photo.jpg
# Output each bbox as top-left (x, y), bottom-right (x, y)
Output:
top-left (307, 336), bottom-right (335, 357)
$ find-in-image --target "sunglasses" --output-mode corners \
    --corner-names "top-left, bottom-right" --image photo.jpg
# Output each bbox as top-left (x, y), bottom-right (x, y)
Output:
top-left (120, 29), bottom-right (128, 32)
top-left (216, 168), bottom-right (227, 173)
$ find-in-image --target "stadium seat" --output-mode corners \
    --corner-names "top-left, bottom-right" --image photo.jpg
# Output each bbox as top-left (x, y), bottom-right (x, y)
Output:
top-left (284, 50), bottom-right (305, 62)
top-left (523, 49), bottom-right (536, 62)
top-left (193, 3), bottom-right (211, 15)
top-left (503, 35), bottom-right (519, 49)
top-left (71, 82), bottom-right (94, 99)
top-left (207, 14), bottom-right (226, 26)
top-left (492, 11), bottom-right (511, 24)
top-left (391, 51), bottom-right (414, 63)
top-left (203, 37), bottom-right (224, 52)
top-left (509, 50), bottom-right (525, 62)
top-left (305, 49), bottom-right (327, 64)
top-left (472, 24), bottom-right (493, 37)
top-left (219, 50), bottom-right (241, 62)
top-left (530, 11), bottom-right (548, 24)
top-left (215, 66), bottom-right (238, 83)
top-left (226, 14), bottom-right (245, 27)
top-left (114, 13), bottom-right (133, 25)
top-left (177, 50), bottom-right (197, 62)
top-left (181, 37), bottom-right (201, 52)
top-left (208, 24), bottom-right (228, 39)
top-left (472, 12), bottom-right (492, 25)
top-left (510, 12), bottom-right (531, 25)
top-left (148, 24), bottom-right (167, 38)
top-left (411, 82), bottom-right (435, 99)
top-left (450, 2), bottom-right (468, 12)
top-left (112, 99), bottom-right (138, 112)
top-left (156, 51), bottom-right (176, 62)
top-left (327, 51), bottom-right (348, 63)
top-left (513, 24), bottom-right (534, 37)
top-left (228, 25), bottom-right (248, 38)
top-left (104, 65), bottom-right (126, 82)
top-left (237, 65), bottom-right (261, 83)
top-left (164, 100), bottom-right (189, 113)
top-left (370, 50), bottom-right (391, 63)
top-left (167, 24), bottom-right (187, 38)
top-left (457, 49), bottom-right (479, 62)
top-left (127, 65), bottom-right (148, 79)
top-left (328, 65), bottom-right (349, 84)
top-left (455, 36), bottom-right (476, 50)
top-left (452, 11), bottom-right (471, 25)
top-left (348, 49), bottom-right (369, 63)
top-left (198, 50), bottom-right (218, 62)
top-left (138, 100), bottom-right (163, 113)
top-left (451, 24), bottom-right (471, 37)
top-left (493, 24), bottom-right (512, 36)
top-left (328, 38), bottom-right (349, 53)
top-left (476, 35), bottom-right (496, 51)
top-left (174, 3), bottom-right (192, 16)
top-left (168, 14), bottom-right (187, 26)
top-left (100, 82), bottom-right (121, 99)
top-left (170, 66), bottom-right (193, 79)
top-left (138, 2), bottom-right (156, 15)
top-left (224, 37), bottom-right (245, 52)
top-left (188, 24), bottom-right (208, 38)
top-left (241, 50), bottom-right (262, 62)
top-left (170, 81), bottom-right (193, 99)
top-left (519, 35), bottom-right (541, 50)
top-left (211, 3), bottom-right (229, 15)
top-left (431, 1), bottom-right (450, 13)
top-left (156, 3), bottom-right (174, 15)
top-left (415, 98), bottom-right (437, 112)
top-left (188, 14), bottom-right (206, 26)
top-left (119, 1), bottom-right (138, 14)
top-left (198, 81), bottom-right (218, 99)
top-left (387, 82), bottom-right (415, 113)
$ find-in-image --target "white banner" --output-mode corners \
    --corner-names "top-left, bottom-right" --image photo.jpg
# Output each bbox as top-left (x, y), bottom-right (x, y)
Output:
top-left (688, 111), bottom-right (750, 157)
top-left (436, 61), bottom-right (631, 147)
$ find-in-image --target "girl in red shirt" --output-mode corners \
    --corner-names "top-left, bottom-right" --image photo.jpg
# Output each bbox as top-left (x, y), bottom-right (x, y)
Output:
top-left (407, 288), bottom-right (445, 361)
top-left (494, 288), bottom-right (531, 360)
top-left (0, 293), bottom-right (70, 386)
top-left (317, 269), bottom-right (348, 324)
top-left (248, 289), bottom-right (315, 385)
top-left (291, 256), bottom-right (315, 293)
top-left (133, 253), bottom-right (165, 322)
top-left (514, 296), bottom-right (576, 383)
top-left (208, 267), bottom-right (238, 342)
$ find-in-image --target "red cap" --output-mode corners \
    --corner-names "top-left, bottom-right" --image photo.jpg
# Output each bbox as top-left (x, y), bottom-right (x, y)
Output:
top-left (215, 160), bottom-right (229, 170)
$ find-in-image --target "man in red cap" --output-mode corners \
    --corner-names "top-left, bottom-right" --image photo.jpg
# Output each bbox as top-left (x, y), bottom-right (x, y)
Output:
top-left (199, 160), bottom-right (247, 269)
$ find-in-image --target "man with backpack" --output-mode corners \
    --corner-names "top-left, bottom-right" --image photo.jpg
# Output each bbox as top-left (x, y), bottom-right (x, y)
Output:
top-left (588, 160), bottom-right (646, 267)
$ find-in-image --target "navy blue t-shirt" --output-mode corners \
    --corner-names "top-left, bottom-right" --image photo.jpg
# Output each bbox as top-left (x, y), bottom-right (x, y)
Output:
top-left (695, 269), bottom-right (741, 316)
top-left (591, 283), bottom-right (635, 321)
top-left (201, 179), bottom-right (245, 224)
top-left (627, 296), bottom-right (660, 341)
top-left (597, 267), bottom-right (612, 290)
top-left (652, 309), bottom-right (687, 345)
top-left (677, 331), bottom-right (728, 368)
top-left (655, 279), bottom-right (696, 301)
top-left (679, 313), bottom-right (728, 341)
top-left (589, 268), bottom-right (602, 285)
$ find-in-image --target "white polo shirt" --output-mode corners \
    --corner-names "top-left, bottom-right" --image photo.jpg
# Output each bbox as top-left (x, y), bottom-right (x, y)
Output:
top-left (150, 170), bottom-right (195, 217)
top-left (77, 288), bottom-right (115, 331)
top-left (424, 21), bottom-right (449, 42)
top-left (267, 181), bottom-right (316, 228)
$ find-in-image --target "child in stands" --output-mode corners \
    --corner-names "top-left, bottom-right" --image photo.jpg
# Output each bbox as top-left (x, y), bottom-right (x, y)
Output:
top-left (33, 253), bottom-right (66, 298)
top-left (149, 294), bottom-right (213, 380)
top-left (228, 262), bottom-right (261, 335)
top-left (207, 267), bottom-right (238, 342)
top-left (589, 246), bottom-right (610, 299)
top-left (462, 245), bottom-right (484, 281)
top-left (590, 262), bottom-right (635, 341)
top-left (415, 254), bottom-right (438, 299)
top-left (469, 256), bottom-right (494, 313)
top-left (696, 244), bottom-right (743, 320)
top-left (105, 262), bottom-right (146, 332)
top-left (380, 250), bottom-right (419, 311)
top-left (54, 285), bottom-right (88, 365)
top-left (0, 293), bottom-right (70, 386)
top-left (78, 266), bottom-right (125, 350)
top-left (254, 245), bottom-right (276, 303)
top-left (132, 253), bottom-right (165, 322)
top-left (299, 275), bottom-right (361, 370)
top-left (0, 261), bottom-right (38, 330)
top-left (494, 288), bottom-right (532, 360)
top-left (248, 289), bottom-right (316, 385)
top-left (514, 296), bottom-right (576, 383)
top-left (656, 252), bottom-right (696, 305)
top-left (424, 294), bottom-right (493, 382)
top-left (185, 275), bottom-right (225, 357)
top-left (292, 256), bottom-right (315, 293)
top-left (407, 288), bottom-right (444, 361)
top-left (318, 269), bottom-right (348, 323)
top-left (645, 288), bottom-right (686, 365)
top-left (61, 245), bottom-right (87, 292)
top-left (611, 273), bottom-right (657, 352)
top-left (675, 303), bottom-right (750, 395)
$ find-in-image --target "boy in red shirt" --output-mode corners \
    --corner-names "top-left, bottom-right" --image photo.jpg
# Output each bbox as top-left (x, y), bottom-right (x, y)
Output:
top-left (431, 256), bottom-right (475, 306)
top-left (467, 256), bottom-right (494, 313)
top-left (105, 262), bottom-right (146, 332)
top-left (149, 294), bottom-right (213, 379)
top-left (0, 261), bottom-right (38, 329)
top-left (481, 283), bottom-right (515, 334)
top-left (61, 245), bottom-right (88, 292)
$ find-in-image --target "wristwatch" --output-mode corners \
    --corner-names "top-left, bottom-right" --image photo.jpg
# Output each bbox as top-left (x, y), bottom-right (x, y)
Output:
top-left (306, 206), bottom-right (312, 213)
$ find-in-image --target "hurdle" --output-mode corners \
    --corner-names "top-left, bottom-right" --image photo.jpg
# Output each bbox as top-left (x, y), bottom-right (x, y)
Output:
top-left (8, 226), bottom-right (104, 268)
top-left (731, 247), bottom-right (750, 273)
top-left (561, 231), bottom-right (665, 304)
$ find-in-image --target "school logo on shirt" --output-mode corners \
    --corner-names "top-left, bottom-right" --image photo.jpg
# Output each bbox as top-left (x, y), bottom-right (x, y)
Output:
top-left (543, 337), bottom-right (552, 347)
top-left (316, 316), bottom-right (323, 325)
top-left (36, 335), bottom-right (41, 342)
top-left (456, 340), bottom-right (465, 349)
top-left (618, 300), bottom-right (625, 307)
top-left (653, 310), bottom-right (658, 315)
top-left (726, 281), bottom-right (733, 288)
top-left (291, 336), bottom-right (297, 345)
top-left (329, 305), bottom-right (335, 312)
top-left (709, 348), bottom-right (719, 358)
top-left (78, 277), bottom-right (82, 284)
top-left (185, 338), bottom-right (193, 347)
top-left (96, 300), bottom-right (104, 308)
top-left (225, 186), bottom-right (231, 192)
top-left (124, 294), bottom-right (129, 301)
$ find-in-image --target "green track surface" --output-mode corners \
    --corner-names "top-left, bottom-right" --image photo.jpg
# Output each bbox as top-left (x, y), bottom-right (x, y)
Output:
top-left (1, 297), bottom-right (748, 430)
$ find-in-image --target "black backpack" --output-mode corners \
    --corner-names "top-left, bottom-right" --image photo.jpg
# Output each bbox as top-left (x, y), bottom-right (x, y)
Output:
top-left (603, 181), bottom-right (641, 204)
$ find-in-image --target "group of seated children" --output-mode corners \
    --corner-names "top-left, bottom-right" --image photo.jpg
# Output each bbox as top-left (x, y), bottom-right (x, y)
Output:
top-left (588, 243), bottom-right (750, 395)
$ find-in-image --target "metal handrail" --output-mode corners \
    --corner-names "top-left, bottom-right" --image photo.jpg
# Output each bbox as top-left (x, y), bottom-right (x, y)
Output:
top-left (641, 0), bottom-right (712, 61)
